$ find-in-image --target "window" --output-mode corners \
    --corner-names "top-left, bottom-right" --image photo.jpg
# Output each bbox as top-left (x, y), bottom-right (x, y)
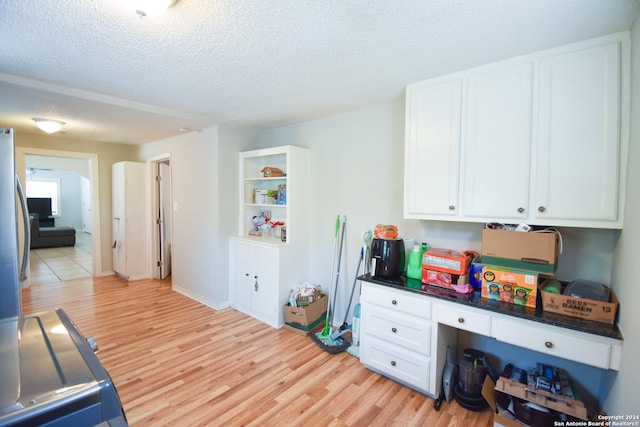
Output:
top-left (26, 179), bottom-right (61, 215)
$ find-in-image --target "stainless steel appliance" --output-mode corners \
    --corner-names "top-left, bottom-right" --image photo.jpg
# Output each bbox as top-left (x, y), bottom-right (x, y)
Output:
top-left (0, 128), bottom-right (127, 426)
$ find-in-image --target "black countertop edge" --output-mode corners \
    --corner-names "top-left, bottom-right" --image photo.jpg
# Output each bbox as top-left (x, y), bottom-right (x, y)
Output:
top-left (358, 274), bottom-right (623, 341)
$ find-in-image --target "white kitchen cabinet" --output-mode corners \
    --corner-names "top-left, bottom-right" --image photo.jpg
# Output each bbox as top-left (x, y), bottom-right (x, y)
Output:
top-left (404, 33), bottom-right (629, 228)
top-left (404, 78), bottom-right (462, 218)
top-left (534, 42), bottom-right (622, 225)
top-left (230, 145), bottom-right (309, 328)
top-left (360, 282), bottom-right (437, 395)
top-left (112, 161), bottom-right (148, 280)
top-left (461, 63), bottom-right (533, 219)
top-left (491, 314), bottom-right (619, 370)
top-left (230, 238), bottom-right (280, 327)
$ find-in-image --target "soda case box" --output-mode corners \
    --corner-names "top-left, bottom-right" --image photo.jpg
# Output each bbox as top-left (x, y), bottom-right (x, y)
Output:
top-left (481, 266), bottom-right (539, 308)
top-left (422, 248), bottom-right (473, 275)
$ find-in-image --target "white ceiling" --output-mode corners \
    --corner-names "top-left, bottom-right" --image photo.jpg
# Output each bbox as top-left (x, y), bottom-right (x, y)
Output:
top-left (1, 0), bottom-right (638, 145)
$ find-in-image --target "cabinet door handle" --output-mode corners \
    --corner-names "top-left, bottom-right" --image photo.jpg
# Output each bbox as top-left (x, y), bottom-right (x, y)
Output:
top-left (458, 317), bottom-right (465, 324)
top-left (254, 281), bottom-right (258, 292)
top-left (390, 361), bottom-right (396, 367)
top-left (538, 206), bottom-right (546, 213)
top-left (517, 207), bottom-right (524, 213)
top-left (391, 327), bottom-right (397, 333)
top-left (449, 205), bottom-right (455, 211)
top-left (245, 273), bottom-right (249, 277)
top-left (545, 341), bottom-right (553, 349)
top-left (391, 299), bottom-right (397, 305)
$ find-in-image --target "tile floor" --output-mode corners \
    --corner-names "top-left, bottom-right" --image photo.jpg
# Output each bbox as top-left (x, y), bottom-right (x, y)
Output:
top-left (29, 231), bottom-right (93, 286)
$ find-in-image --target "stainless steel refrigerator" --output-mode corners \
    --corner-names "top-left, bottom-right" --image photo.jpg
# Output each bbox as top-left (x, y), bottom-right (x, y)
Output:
top-left (0, 128), bottom-right (127, 426)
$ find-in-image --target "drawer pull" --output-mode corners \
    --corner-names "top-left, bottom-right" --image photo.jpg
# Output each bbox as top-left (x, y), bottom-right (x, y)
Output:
top-left (391, 361), bottom-right (396, 367)
top-left (458, 317), bottom-right (465, 323)
top-left (545, 341), bottom-right (553, 349)
top-left (391, 327), bottom-right (397, 333)
top-left (391, 299), bottom-right (397, 305)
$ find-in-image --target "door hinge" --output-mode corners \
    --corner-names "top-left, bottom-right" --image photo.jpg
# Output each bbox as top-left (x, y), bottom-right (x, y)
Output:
top-left (157, 261), bottom-right (164, 267)
top-left (156, 175), bottom-right (161, 182)
top-left (156, 218), bottom-right (162, 225)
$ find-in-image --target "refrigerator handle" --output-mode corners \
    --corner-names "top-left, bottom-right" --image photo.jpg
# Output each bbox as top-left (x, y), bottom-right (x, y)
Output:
top-left (16, 174), bottom-right (30, 283)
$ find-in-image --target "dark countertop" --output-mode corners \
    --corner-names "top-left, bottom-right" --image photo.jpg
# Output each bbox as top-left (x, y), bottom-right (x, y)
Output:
top-left (359, 274), bottom-right (623, 341)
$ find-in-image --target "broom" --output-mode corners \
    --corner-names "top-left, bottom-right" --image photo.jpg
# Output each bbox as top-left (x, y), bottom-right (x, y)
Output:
top-left (311, 215), bottom-right (350, 354)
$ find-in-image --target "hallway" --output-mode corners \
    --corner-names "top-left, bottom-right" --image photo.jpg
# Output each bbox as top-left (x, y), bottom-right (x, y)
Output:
top-left (29, 231), bottom-right (93, 285)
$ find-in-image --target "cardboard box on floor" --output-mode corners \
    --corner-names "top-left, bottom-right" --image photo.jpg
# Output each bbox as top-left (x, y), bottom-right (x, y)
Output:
top-left (283, 294), bottom-right (328, 336)
top-left (481, 229), bottom-right (558, 274)
top-left (482, 376), bottom-right (588, 427)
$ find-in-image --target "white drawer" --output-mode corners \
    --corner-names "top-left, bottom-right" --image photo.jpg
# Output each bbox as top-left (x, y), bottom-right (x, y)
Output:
top-left (436, 301), bottom-right (491, 336)
top-left (362, 305), bottom-right (431, 355)
top-left (492, 316), bottom-right (612, 369)
top-left (361, 336), bottom-right (431, 393)
top-left (362, 283), bottom-right (432, 319)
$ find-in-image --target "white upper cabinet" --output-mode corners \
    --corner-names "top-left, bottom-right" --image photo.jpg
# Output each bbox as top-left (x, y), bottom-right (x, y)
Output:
top-left (534, 42), bottom-right (621, 224)
top-left (404, 78), bottom-right (462, 218)
top-left (404, 33), bottom-right (629, 229)
top-left (462, 63), bottom-right (533, 219)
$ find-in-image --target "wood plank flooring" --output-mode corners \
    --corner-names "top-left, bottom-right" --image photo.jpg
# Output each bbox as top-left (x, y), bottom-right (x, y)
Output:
top-left (21, 276), bottom-right (495, 427)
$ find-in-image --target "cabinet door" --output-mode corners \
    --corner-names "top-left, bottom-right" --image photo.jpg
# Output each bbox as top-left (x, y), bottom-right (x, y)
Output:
top-left (535, 42), bottom-right (620, 222)
top-left (230, 239), bottom-right (254, 314)
top-left (112, 163), bottom-right (125, 273)
top-left (251, 245), bottom-right (279, 323)
top-left (404, 78), bottom-right (462, 217)
top-left (462, 63), bottom-right (533, 219)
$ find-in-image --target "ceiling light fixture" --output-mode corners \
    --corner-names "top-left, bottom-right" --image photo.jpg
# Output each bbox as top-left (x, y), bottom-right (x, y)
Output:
top-left (126, 0), bottom-right (176, 17)
top-left (32, 118), bottom-right (65, 134)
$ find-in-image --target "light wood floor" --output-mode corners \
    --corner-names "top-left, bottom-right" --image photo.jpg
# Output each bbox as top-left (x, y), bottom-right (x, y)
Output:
top-left (21, 276), bottom-right (494, 427)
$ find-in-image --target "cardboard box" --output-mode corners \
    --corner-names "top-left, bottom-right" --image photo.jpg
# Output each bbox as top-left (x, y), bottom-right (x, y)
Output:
top-left (541, 288), bottom-right (618, 324)
top-left (481, 266), bottom-right (539, 308)
top-left (283, 318), bottom-right (326, 336)
top-left (422, 248), bottom-right (473, 276)
top-left (283, 294), bottom-right (328, 326)
top-left (422, 268), bottom-right (469, 289)
top-left (261, 167), bottom-right (283, 177)
top-left (481, 229), bottom-right (558, 274)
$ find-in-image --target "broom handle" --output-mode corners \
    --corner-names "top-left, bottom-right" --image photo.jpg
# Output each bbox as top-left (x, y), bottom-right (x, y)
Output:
top-left (330, 216), bottom-right (346, 324)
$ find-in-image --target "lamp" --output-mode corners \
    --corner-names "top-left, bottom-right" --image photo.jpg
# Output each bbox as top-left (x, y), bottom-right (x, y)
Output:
top-left (33, 118), bottom-right (65, 134)
top-left (126, 0), bottom-right (176, 17)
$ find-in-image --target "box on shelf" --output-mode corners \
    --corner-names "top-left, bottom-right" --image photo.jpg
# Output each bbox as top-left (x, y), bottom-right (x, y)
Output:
top-left (540, 288), bottom-right (618, 324)
top-left (481, 266), bottom-right (539, 308)
top-left (469, 255), bottom-right (484, 290)
top-left (283, 294), bottom-right (327, 327)
top-left (261, 167), bottom-right (283, 177)
top-left (481, 229), bottom-right (558, 274)
top-left (422, 248), bottom-right (473, 276)
top-left (422, 269), bottom-right (469, 289)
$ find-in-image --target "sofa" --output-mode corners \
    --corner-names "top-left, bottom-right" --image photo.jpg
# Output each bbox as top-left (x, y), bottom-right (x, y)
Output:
top-left (29, 214), bottom-right (76, 249)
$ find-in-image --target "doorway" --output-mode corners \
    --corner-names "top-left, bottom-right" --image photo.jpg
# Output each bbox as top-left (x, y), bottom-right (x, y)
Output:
top-left (149, 155), bottom-right (172, 280)
top-left (15, 147), bottom-right (102, 282)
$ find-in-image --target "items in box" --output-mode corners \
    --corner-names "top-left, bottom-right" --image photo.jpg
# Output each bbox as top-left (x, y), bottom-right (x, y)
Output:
top-left (481, 266), bottom-right (538, 308)
top-left (540, 279), bottom-right (618, 324)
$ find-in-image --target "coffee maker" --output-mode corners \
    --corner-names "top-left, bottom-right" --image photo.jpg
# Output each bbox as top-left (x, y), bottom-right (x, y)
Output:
top-left (370, 237), bottom-right (405, 281)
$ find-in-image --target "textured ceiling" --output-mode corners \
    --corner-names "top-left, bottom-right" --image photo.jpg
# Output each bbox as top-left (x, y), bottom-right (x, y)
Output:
top-left (0, 0), bottom-right (638, 145)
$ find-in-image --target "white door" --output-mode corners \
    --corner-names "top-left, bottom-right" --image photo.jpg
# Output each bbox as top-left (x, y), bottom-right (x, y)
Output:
top-left (535, 42), bottom-right (620, 222)
top-left (81, 176), bottom-right (92, 234)
top-left (462, 63), bottom-right (533, 219)
top-left (112, 163), bottom-right (125, 274)
top-left (159, 161), bottom-right (172, 279)
top-left (404, 78), bottom-right (462, 218)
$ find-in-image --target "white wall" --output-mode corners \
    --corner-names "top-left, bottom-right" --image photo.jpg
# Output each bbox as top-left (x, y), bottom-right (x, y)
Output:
top-left (603, 13), bottom-right (640, 414)
top-left (259, 99), bottom-right (618, 314)
top-left (137, 125), bottom-right (259, 307)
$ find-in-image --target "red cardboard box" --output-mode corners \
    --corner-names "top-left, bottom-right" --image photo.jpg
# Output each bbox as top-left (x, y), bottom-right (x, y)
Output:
top-left (422, 248), bottom-right (473, 276)
top-left (422, 268), bottom-right (469, 289)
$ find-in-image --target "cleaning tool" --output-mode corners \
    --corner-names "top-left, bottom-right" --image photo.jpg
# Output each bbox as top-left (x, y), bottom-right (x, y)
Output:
top-left (311, 215), bottom-right (351, 354)
top-left (317, 215), bottom-right (340, 339)
top-left (330, 245), bottom-right (364, 340)
top-left (351, 303), bottom-right (361, 347)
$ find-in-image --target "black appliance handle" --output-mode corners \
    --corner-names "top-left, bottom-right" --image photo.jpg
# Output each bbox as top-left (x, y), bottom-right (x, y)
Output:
top-left (16, 173), bottom-right (30, 283)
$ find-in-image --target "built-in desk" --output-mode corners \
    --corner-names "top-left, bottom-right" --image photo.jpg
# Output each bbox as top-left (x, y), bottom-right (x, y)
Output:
top-left (358, 274), bottom-right (623, 398)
